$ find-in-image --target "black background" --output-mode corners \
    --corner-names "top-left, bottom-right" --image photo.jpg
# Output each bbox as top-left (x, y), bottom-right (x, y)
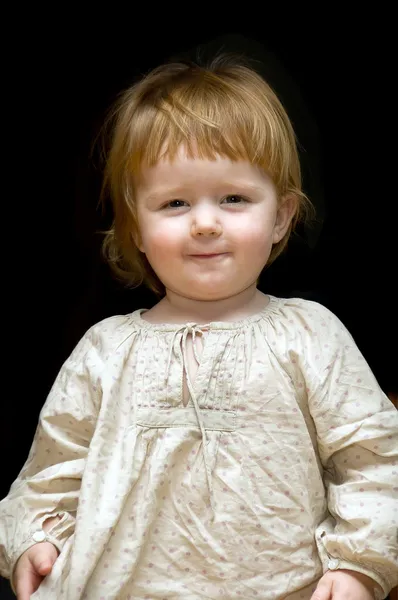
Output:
top-left (1, 10), bottom-right (396, 597)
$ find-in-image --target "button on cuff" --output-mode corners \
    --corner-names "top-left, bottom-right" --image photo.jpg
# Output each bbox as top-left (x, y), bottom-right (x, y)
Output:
top-left (327, 558), bottom-right (341, 570)
top-left (32, 530), bottom-right (47, 543)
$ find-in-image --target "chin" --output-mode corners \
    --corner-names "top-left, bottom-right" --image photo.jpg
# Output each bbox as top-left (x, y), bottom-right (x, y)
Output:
top-left (181, 288), bottom-right (238, 302)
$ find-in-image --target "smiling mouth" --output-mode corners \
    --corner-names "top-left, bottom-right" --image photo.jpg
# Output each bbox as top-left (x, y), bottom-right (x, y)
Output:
top-left (190, 253), bottom-right (228, 258)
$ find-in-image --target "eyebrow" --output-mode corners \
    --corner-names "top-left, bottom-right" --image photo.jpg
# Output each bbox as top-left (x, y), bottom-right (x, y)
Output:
top-left (144, 182), bottom-right (266, 204)
top-left (144, 187), bottom-right (187, 204)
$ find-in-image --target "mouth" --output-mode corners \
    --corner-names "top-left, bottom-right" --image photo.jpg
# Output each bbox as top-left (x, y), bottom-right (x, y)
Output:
top-left (190, 253), bottom-right (229, 259)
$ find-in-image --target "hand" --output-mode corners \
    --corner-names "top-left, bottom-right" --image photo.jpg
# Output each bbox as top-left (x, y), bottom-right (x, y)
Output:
top-left (13, 541), bottom-right (59, 600)
top-left (310, 569), bottom-right (381, 599)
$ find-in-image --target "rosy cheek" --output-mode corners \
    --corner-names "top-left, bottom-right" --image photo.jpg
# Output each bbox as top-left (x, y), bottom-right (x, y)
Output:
top-left (240, 225), bottom-right (272, 246)
top-left (144, 230), bottom-right (178, 255)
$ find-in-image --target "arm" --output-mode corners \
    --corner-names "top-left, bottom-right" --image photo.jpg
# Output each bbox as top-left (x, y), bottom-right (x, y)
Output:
top-left (301, 306), bottom-right (398, 599)
top-left (0, 326), bottom-right (103, 586)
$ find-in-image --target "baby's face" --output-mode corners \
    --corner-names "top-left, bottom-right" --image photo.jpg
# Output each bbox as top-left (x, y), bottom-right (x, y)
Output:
top-left (135, 148), bottom-right (292, 303)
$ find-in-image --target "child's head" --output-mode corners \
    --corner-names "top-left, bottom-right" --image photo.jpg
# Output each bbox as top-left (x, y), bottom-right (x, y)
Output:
top-left (101, 54), bottom-right (313, 296)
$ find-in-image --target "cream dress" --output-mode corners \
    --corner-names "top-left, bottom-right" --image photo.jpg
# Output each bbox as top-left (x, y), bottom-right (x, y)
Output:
top-left (0, 296), bottom-right (397, 599)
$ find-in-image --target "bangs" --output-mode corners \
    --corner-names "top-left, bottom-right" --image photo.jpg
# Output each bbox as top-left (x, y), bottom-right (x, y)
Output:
top-left (125, 67), bottom-right (296, 190)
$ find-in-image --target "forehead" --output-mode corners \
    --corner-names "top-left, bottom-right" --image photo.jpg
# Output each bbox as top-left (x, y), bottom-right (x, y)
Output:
top-left (137, 147), bottom-right (272, 192)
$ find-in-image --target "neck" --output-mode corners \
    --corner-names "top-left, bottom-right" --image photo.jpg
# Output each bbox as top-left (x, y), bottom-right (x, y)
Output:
top-left (156, 284), bottom-right (267, 324)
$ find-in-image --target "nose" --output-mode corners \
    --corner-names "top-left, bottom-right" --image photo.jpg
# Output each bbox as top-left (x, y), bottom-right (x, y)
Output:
top-left (191, 206), bottom-right (222, 238)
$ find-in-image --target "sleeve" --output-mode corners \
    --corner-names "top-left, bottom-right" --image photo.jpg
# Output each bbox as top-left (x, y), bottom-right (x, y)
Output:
top-left (0, 326), bottom-right (103, 583)
top-left (302, 303), bottom-right (398, 598)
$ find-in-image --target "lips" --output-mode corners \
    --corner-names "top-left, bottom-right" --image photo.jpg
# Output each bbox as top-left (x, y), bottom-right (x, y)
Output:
top-left (190, 253), bottom-right (228, 258)
top-left (189, 250), bottom-right (228, 256)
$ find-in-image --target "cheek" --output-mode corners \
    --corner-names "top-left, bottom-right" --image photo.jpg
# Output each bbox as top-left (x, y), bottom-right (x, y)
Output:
top-left (140, 223), bottom-right (182, 258)
top-left (232, 219), bottom-right (275, 250)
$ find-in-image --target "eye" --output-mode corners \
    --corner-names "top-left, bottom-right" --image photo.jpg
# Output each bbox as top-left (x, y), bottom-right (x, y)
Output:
top-left (222, 195), bottom-right (248, 205)
top-left (163, 199), bottom-right (188, 209)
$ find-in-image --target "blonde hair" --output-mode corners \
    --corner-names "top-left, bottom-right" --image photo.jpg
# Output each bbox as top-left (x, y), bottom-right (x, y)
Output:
top-left (100, 54), bottom-right (314, 295)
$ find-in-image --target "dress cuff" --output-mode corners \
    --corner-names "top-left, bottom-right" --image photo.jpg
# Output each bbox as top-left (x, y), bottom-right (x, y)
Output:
top-left (316, 531), bottom-right (388, 599)
top-left (9, 511), bottom-right (75, 594)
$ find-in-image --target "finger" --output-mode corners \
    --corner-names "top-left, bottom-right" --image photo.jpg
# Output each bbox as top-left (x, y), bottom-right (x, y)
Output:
top-left (310, 579), bottom-right (333, 600)
top-left (15, 567), bottom-right (42, 600)
top-left (31, 544), bottom-right (58, 576)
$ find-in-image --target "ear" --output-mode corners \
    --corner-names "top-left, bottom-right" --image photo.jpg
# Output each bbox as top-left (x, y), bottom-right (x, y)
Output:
top-left (272, 193), bottom-right (297, 244)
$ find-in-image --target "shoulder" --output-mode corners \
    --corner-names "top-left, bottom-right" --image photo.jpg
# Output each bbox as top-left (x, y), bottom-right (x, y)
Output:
top-left (270, 296), bottom-right (345, 332)
top-left (90, 312), bottom-right (138, 338)
top-left (75, 312), bottom-right (143, 362)
top-left (264, 296), bottom-right (357, 357)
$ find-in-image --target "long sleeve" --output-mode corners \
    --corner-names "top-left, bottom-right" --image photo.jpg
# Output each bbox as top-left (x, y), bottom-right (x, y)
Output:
top-left (0, 326), bottom-right (103, 581)
top-left (299, 303), bottom-right (398, 598)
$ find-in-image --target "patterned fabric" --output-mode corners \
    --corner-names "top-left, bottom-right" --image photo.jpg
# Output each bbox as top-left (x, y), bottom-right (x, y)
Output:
top-left (1, 297), bottom-right (397, 599)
